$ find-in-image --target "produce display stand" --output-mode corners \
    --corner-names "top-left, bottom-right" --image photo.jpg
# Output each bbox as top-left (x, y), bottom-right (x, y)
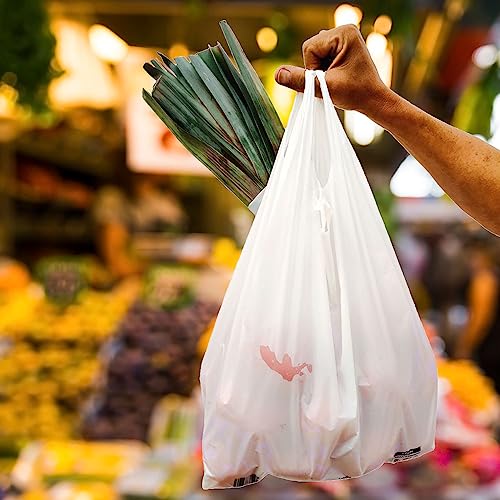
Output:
top-left (0, 280), bottom-right (138, 446)
top-left (9, 123), bottom-right (118, 261)
top-left (0, 248), bottom-right (228, 499)
top-left (81, 298), bottom-right (218, 442)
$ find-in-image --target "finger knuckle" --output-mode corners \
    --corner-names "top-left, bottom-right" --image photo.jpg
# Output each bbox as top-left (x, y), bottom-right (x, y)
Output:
top-left (325, 73), bottom-right (336, 89)
top-left (340, 24), bottom-right (359, 37)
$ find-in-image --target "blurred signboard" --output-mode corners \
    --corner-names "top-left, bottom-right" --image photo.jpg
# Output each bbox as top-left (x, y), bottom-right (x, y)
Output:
top-left (126, 90), bottom-right (210, 175)
top-left (123, 46), bottom-right (209, 175)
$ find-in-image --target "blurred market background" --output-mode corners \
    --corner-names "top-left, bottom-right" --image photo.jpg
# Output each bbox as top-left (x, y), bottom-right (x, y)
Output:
top-left (0, 0), bottom-right (499, 498)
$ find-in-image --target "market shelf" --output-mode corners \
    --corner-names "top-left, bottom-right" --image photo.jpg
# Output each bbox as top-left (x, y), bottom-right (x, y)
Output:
top-left (15, 134), bottom-right (115, 180)
top-left (14, 220), bottom-right (92, 244)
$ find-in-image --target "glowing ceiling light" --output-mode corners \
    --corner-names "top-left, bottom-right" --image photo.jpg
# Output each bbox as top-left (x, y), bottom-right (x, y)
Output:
top-left (390, 155), bottom-right (444, 198)
top-left (446, 0), bottom-right (465, 21)
top-left (343, 29), bottom-right (391, 144)
top-left (376, 45), bottom-right (393, 87)
top-left (472, 44), bottom-right (498, 69)
top-left (256, 27), bottom-right (278, 53)
top-left (344, 110), bottom-right (382, 146)
top-left (51, 19), bottom-right (120, 109)
top-left (334, 4), bottom-right (363, 28)
top-left (374, 15), bottom-right (392, 35)
top-left (366, 32), bottom-right (388, 59)
top-left (88, 24), bottom-right (128, 64)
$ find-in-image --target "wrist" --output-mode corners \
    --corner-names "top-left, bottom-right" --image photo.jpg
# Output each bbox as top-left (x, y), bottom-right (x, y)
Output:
top-left (361, 85), bottom-right (403, 127)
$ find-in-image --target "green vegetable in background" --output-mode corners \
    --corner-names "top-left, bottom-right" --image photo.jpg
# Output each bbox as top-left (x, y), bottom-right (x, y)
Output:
top-left (143, 21), bottom-right (285, 206)
top-left (452, 63), bottom-right (500, 138)
top-left (0, 0), bottom-right (59, 113)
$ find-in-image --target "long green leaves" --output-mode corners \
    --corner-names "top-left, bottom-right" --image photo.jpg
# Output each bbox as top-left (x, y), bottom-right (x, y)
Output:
top-left (219, 21), bottom-right (283, 155)
top-left (143, 21), bottom-right (284, 206)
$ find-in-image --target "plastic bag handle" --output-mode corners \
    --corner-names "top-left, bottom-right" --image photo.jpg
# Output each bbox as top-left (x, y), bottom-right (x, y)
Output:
top-left (304, 69), bottom-right (317, 100)
top-left (249, 70), bottom-right (338, 215)
top-left (315, 70), bottom-right (346, 131)
top-left (304, 69), bottom-right (329, 104)
top-left (314, 70), bottom-right (330, 102)
top-left (248, 72), bottom-right (316, 214)
top-left (310, 69), bottom-right (359, 423)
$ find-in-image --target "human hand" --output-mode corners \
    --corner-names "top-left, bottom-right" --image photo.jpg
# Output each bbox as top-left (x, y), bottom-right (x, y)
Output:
top-left (275, 25), bottom-right (390, 115)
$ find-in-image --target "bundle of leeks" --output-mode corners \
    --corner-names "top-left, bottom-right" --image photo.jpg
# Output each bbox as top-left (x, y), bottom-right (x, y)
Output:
top-left (143, 20), bottom-right (284, 206)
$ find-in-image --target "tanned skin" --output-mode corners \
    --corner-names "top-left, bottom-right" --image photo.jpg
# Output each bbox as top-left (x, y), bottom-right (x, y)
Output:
top-left (275, 25), bottom-right (500, 236)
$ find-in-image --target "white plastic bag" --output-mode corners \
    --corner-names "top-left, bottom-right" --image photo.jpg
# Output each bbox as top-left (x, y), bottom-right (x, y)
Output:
top-left (201, 70), bottom-right (437, 489)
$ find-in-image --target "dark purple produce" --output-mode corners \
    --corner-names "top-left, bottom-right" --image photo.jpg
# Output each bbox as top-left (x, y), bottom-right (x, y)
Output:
top-left (82, 299), bottom-right (218, 441)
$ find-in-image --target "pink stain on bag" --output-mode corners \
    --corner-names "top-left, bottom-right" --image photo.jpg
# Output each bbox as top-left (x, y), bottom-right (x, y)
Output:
top-left (260, 345), bottom-right (312, 381)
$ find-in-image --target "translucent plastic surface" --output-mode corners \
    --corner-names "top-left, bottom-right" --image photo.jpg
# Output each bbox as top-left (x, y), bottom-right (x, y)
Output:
top-left (201, 70), bottom-right (437, 489)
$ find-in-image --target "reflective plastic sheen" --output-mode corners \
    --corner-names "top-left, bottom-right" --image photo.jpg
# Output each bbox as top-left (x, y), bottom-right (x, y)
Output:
top-left (201, 70), bottom-right (437, 489)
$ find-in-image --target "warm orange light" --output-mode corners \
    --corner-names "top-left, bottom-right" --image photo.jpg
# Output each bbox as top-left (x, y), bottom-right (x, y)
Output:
top-left (366, 32), bottom-right (388, 59)
top-left (51, 19), bottom-right (120, 109)
top-left (334, 4), bottom-right (363, 28)
top-left (89, 24), bottom-right (128, 64)
top-left (374, 15), bottom-right (392, 35)
top-left (168, 43), bottom-right (189, 59)
top-left (256, 27), bottom-right (278, 53)
top-left (0, 84), bottom-right (18, 117)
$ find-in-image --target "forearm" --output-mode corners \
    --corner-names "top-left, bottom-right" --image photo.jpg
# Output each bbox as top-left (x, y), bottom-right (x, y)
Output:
top-left (364, 88), bottom-right (500, 235)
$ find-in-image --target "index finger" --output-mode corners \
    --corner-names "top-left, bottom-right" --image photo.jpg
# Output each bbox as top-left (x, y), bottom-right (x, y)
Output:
top-left (302, 29), bottom-right (340, 70)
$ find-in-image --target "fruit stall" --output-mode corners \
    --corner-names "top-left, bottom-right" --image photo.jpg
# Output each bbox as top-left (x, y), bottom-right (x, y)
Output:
top-left (0, 244), bottom-right (234, 499)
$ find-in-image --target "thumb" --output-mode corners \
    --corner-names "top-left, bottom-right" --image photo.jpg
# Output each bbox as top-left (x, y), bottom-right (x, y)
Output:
top-left (275, 65), bottom-right (305, 92)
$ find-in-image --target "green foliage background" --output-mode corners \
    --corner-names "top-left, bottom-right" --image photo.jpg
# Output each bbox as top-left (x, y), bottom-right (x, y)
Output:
top-left (0, 0), bottom-right (59, 112)
top-left (453, 64), bottom-right (500, 138)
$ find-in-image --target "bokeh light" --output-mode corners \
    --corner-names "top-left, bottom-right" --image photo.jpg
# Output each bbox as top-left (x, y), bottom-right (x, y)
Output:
top-left (334, 3), bottom-right (363, 28)
top-left (88, 24), bottom-right (128, 64)
top-left (168, 43), bottom-right (190, 58)
top-left (472, 44), bottom-right (498, 69)
top-left (256, 27), bottom-right (278, 53)
top-left (374, 15), bottom-right (392, 35)
top-left (366, 32), bottom-right (388, 59)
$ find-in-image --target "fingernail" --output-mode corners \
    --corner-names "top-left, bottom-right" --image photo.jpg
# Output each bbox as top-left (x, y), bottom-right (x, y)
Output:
top-left (277, 67), bottom-right (290, 84)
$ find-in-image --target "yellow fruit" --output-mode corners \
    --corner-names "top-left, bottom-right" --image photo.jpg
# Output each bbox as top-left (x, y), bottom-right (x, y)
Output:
top-left (20, 490), bottom-right (48, 500)
top-left (438, 359), bottom-right (497, 410)
top-left (198, 317), bottom-right (216, 357)
top-left (0, 285), bottom-right (137, 441)
top-left (211, 238), bottom-right (241, 269)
